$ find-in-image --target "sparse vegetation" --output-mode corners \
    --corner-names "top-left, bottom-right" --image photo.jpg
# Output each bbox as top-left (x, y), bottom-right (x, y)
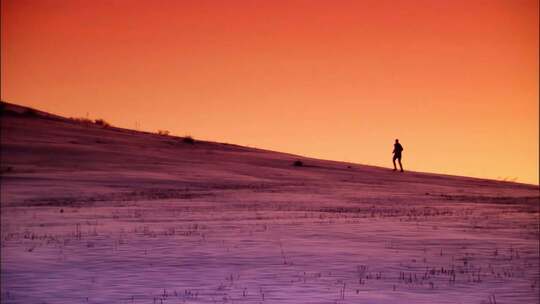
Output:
top-left (2, 104), bottom-right (538, 303)
top-left (71, 117), bottom-right (94, 124)
top-left (157, 130), bottom-right (170, 136)
top-left (0, 104), bottom-right (40, 117)
top-left (94, 118), bottom-right (110, 127)
top-left (183, 136), bottom-right (195, 144)
top-left (22, 108), bottom-right (39, 117)
top-left (71, 117), bottom-right (112, 128)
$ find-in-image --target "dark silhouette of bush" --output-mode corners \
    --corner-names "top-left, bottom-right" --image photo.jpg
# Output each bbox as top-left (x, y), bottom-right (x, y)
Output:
top-left (94, 119), bottom-right (110, 127)
top-left (0, 103), bottom-right (13, 117)
top-left (183, 136), bottom-right (195, 144)
top-left (71, 117), bottom-right (93, 124)
top-left (293, 160), bottom-right (304, 167)
top-left (22, 108), bottom-right (39, 117)
top-left (0, 103), bottom-right (39, 117)
top-left (158, 130), bottom-right (170, 136)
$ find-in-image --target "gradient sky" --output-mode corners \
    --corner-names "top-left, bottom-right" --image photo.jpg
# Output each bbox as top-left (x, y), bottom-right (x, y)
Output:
top-left (2, 0), bottom-right (538, 184)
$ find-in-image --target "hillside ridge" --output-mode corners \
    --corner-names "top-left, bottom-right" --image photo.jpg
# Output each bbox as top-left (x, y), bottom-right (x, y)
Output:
top-left (1, 100), bottom-right (538, 189)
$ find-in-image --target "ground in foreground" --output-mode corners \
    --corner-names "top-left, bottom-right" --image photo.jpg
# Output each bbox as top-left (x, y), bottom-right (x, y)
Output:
top-left (1, 103), bottom-right (539, 303)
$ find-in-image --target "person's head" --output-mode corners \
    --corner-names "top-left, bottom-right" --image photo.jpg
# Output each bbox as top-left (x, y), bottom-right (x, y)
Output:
top-left (395, 139), bottom-right (399, 143)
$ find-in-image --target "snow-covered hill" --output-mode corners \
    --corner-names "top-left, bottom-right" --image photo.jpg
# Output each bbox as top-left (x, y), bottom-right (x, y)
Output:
top-left (1, 102), bottom-right (538, 303)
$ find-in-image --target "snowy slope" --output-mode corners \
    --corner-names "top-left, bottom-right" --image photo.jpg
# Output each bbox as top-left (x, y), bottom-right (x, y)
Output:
top-left (1, 102), bottom-right (538, 304)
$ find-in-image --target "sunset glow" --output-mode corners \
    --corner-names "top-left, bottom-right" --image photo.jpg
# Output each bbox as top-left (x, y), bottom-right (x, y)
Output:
top-left (2, 0), bottom-right (538, 184)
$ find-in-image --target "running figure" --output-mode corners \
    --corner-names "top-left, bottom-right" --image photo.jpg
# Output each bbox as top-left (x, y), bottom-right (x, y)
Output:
top-left (392, 139), bottom-right (404, 172)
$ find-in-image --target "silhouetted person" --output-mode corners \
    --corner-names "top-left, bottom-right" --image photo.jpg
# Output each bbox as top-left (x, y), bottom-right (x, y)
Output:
top-left (393, 139), bottom-right (404, 172)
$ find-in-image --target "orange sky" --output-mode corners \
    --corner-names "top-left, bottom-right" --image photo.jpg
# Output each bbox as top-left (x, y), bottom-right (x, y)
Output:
top-left (2, 0), bottom-right (539, 184)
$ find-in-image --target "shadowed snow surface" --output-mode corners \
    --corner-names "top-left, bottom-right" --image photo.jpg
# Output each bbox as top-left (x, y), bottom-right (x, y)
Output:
top-left (1, 103), bottom-right (539, 304)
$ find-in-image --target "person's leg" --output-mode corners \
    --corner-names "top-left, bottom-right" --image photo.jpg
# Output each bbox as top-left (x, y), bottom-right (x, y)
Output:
top-left (392, 156), bottom-right (397, 171)
top-left (398, 156), bottom-right (403, 172)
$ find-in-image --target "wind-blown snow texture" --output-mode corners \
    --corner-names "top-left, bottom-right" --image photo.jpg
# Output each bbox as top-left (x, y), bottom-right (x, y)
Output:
top-left (1, 103), bottom-right (539, 304)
